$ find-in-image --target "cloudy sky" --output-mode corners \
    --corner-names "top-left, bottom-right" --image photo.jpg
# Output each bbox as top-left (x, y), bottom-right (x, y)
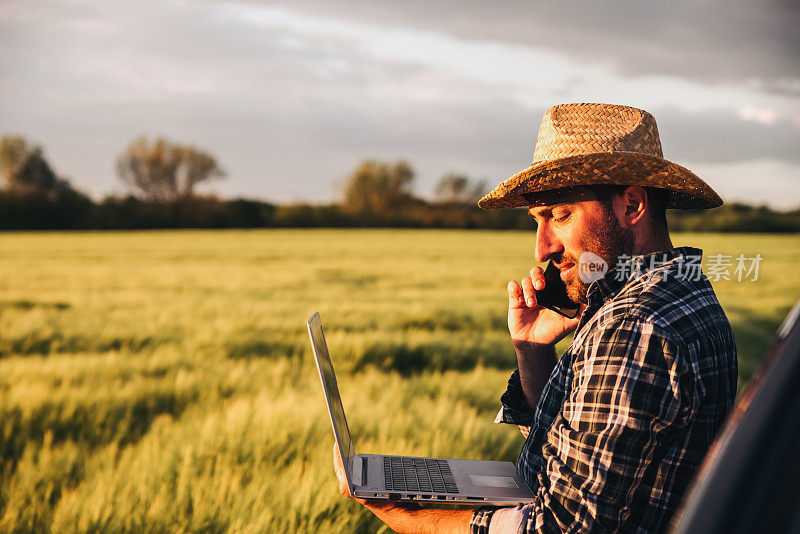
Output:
top-left (2, 0), bottom-right (799, 208)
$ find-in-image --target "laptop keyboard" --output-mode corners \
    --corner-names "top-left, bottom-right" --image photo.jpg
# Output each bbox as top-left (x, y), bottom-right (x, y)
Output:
top-left (383, 457), bottom-right (459, 494)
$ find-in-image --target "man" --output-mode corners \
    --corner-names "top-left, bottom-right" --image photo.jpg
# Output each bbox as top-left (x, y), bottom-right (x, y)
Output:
top-left (334, 103), bottom-right (738, 533)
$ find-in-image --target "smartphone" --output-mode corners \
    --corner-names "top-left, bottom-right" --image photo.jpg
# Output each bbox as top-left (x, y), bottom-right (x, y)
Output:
top-left (533, 261), bottom-right (580, 318)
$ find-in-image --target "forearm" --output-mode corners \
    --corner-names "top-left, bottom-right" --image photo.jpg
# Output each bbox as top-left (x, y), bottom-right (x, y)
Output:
top-left (513, 341), bottom-right (557, 413)
top-left (364, 503), bottom-right (474, 534)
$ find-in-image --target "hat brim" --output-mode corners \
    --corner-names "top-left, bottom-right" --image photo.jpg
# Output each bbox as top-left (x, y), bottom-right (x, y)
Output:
top-left (478, 152), bottom-right (722, 210)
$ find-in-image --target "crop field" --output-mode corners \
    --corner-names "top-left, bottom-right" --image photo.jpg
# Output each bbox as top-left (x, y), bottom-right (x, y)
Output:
top-left (1, 229), bottom-right (798, 533)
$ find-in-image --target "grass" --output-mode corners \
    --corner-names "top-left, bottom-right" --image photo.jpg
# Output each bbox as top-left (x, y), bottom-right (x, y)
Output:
top-left (0, 229), bottom-right (798, 532)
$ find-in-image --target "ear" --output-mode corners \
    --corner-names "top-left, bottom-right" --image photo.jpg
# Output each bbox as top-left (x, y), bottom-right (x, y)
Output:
top-left (612, 186), bottom-right (647, 228)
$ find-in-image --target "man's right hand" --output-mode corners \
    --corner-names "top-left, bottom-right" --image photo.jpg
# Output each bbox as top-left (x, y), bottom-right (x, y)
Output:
top-left (508, 265), bottom-right (582, 348)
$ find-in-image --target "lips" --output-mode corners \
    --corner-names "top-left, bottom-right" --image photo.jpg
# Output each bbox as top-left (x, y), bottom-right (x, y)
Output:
top-left (558, 262), bottom-right (575, 280)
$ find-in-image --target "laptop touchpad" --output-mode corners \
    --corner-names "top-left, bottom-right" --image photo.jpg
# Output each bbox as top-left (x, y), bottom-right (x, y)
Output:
top-left (469, 475), bottom-right (519, 488)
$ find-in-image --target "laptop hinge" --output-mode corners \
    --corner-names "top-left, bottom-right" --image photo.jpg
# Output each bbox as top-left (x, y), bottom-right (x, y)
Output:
top-left (351, 455), bottom-right (367, 487)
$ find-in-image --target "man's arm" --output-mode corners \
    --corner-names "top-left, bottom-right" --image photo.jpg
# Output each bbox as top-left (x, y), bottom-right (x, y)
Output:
top-left (513, 342), bottom-right (556, 414)
top-left (507, 268), bottom-right (582, 412)
top-left (362, 503), bottom-right (474, 534)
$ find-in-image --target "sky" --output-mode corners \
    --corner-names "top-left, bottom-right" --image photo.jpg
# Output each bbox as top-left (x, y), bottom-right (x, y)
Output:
top-left (1, 0), bottom-right (799, 208)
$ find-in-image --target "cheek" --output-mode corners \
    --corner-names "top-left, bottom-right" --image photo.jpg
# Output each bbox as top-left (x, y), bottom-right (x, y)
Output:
top-left (575, 214), bottom-right (608, 249)
top-left (560, 219), bottom-right (594, 257)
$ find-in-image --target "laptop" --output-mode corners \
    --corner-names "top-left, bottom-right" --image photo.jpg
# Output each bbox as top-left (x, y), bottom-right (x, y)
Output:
top-left (308, 311), bottom-right (535, 505)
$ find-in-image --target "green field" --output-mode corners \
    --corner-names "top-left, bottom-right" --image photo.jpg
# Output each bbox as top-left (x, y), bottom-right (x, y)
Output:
top-left (1, 229), bottom-right (798, 533)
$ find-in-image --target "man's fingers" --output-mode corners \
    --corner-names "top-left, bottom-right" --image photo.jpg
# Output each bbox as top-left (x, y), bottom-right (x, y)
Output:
top-left (521, 276), bottom-right (537, 308)
top-left (510, 266), bottom-right (548, 309)
top-left (530, 266), bottom-right (545, 291)
top-left (508, 280), bottom-right (525, 307)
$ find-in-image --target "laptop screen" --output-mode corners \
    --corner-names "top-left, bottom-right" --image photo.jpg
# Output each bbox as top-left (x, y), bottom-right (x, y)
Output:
top-left (308, 312), bottom-right (354, 480)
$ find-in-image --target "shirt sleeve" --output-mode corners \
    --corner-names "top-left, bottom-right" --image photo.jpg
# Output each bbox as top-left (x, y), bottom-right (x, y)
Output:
top-left (494, 369), bottom-right (535, 433)
top-left (472, 316), bottom-right (696, 533)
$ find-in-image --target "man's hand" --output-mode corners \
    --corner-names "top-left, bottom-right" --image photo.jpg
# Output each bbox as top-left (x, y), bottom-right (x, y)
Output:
top-left (333, 442), bottom-right (474, 534)
top-left (508, 266), bottom-right (585, 411)
top-left (508, 266), bottom-right (582, 348)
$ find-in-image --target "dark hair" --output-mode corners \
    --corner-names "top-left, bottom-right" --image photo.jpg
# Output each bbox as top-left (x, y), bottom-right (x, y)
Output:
top-left (588, 185), bottom-right (670, 231)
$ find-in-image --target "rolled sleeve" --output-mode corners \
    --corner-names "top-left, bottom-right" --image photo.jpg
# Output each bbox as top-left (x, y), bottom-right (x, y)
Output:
top-left (496, 369), bottom-right (535, 427)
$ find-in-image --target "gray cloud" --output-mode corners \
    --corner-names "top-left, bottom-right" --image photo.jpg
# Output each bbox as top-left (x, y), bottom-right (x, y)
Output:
top-left (244, 0), bottom-right (800, 94)
top-left (654, 107), bottom-right (800, 164)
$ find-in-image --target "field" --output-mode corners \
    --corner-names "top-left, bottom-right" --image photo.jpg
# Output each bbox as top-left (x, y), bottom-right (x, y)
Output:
top-left (1, 229), bottom-right (798, 533)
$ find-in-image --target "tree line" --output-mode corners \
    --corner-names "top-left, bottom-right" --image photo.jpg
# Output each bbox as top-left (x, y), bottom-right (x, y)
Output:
top-left (1, 134), bottom-right (798, 232)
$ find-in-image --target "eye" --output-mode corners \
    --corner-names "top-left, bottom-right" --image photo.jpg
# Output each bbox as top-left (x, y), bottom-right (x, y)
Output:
top-left (552, 211), bottom-right (570, 222)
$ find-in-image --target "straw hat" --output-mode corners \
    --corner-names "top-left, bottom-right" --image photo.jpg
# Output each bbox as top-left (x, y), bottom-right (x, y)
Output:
top-left (478, 103), bottom-right (722, 210)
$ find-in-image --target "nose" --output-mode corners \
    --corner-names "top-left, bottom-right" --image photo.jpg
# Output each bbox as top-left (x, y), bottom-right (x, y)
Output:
top-left (535, 222), bottom-right (563, 263)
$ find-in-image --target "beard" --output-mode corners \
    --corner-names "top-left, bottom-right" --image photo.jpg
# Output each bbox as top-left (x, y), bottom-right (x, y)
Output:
top-left (561, 212), bottom-right (634, 304)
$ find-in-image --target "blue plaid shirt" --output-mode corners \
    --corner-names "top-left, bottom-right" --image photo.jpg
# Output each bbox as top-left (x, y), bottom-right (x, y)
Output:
top-left (470, 247), bottom-right (737, 533)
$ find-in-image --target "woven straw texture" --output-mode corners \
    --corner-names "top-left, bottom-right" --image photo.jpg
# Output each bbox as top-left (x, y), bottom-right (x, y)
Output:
top-left (478, 103), bottom-right (722, 210)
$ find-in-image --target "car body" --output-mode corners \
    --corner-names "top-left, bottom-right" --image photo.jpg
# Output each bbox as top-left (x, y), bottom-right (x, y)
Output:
top-left (671, 298), bottom-right (800, 533)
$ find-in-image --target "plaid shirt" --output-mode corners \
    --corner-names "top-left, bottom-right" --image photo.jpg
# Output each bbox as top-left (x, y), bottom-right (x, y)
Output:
top-left (470, 247), bottom-right (737, 534)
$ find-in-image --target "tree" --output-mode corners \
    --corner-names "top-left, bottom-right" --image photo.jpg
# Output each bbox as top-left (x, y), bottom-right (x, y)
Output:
top-left (0, 135), bottom-right (63, 196)
top-left (0, 135), bottom-right (28, 189)
top-left (434, 173), bottom-right (487, 205)
top-left (0, 134), bottom-right (94, 228)
top-left (341, 160), bottom-right (416, 219)
top-left (435, 173), bottom-right (469, 204)
top-left (116, 137), bottom-right (225, 202)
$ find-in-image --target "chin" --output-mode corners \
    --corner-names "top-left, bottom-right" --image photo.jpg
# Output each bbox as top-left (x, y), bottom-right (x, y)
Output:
top-left (565, 279), bottom-right (588, 305)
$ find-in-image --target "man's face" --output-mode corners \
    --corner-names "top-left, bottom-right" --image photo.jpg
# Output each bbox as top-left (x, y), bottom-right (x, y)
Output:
top-left (528, 188), bottom-right (634, 304)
